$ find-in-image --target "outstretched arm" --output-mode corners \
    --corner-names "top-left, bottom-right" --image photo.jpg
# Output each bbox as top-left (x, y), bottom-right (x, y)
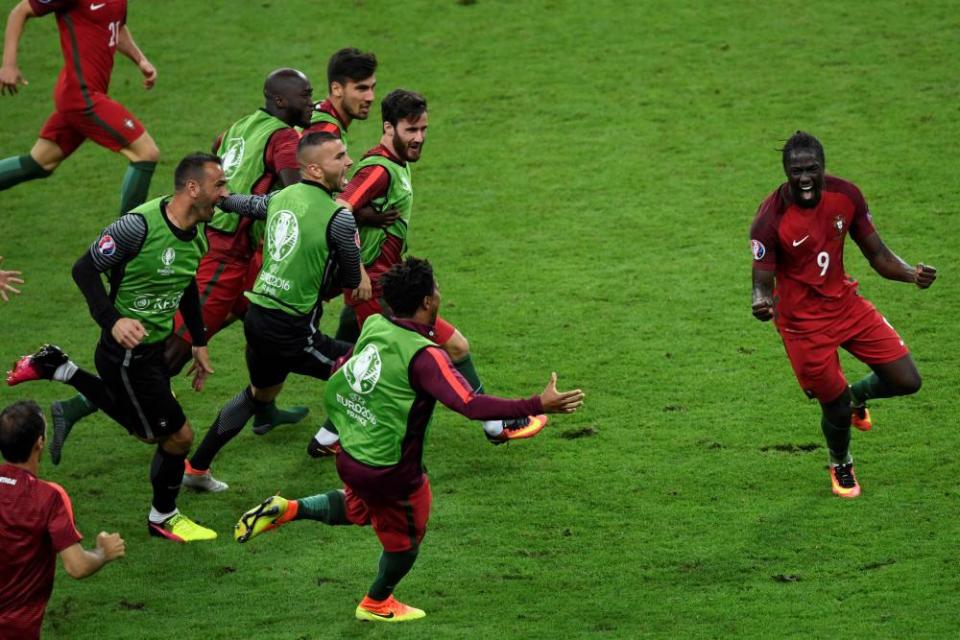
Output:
top-left (116, 25), bottom-right (155, 89)
top-left (751, 268), bottom-right (776, 321)
top-left (218, 193), bottom-right (272, 220)
top-left (0, 0), bottom-right (35, 95)
top-left (855, 231), bottom-right (937, 288)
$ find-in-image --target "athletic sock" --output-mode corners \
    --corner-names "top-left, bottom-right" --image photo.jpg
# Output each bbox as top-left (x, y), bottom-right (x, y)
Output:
top-left (58, 393), bottom-right (99, 419)
top-left (148, 507), bottom-right (178, 524)
top-left (119, 160), bottom-right (156, 213)
top-left (67, 369), bottom-right (119, 416)
top-left (482, 420), bottom-right (504, 437)
top-left (821, 414), bottom-right (852, 465)
top-left (314, 419), bottom-right (339, 442)
top-left (189, 387), bottom-right (256, 471)
top-left (150, 447), bottom-right (186, 514)
top-left (293, 490), bottom-right (348, 525)
top-left (368, 550), bottom-right (419, 601)
top-left (453, 354), bottom-right (484, 393)
top-left (52, 361), bottom-right (78, 382)
top-left (851, 373), bottom-right (896, 404)
top-left (252, 401), bottom-right (309, 431)
top-left (0, 154), bottom-right (51, 190)
top-left (334, 306), bottom-right (360, 343)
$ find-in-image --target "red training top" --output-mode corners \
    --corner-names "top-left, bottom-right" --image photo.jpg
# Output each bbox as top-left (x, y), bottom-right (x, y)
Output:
top-left (28, 0), bottom-right (127, 112)
top-left (206, 125), bottom-right (300, 262)
top-left (750, 175), bottom-right (876, 334)
top-left (335, 316), bottom-right (544, 501)
top-left (301, 99), bottom-right (349, 137)
top-left (0, 464), bottom-right (82, 640)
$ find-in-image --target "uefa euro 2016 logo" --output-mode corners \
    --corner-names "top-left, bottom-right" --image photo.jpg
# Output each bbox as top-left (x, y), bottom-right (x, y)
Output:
top-left (344, 344), bottom-right (382, 395)
top-left (221, 138), bottom-right (245, 180)
top-left (158, 247), bottom-right (177, 275)
top-left (268, 210), bottom-right (299, 262)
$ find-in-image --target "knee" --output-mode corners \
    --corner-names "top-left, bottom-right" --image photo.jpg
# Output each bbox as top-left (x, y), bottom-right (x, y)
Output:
top-left (442, 332), bottom-right (470, 363)
top-left (898, 373), bottom-right (922, 396)
top-left (163, 423), bottom-right (193, 454)
top-left (130, 134), bottom-right (160, 163)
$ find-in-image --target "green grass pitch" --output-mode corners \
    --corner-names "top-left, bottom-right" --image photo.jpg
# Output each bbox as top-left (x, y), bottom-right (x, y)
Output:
top-left (0, 1), bottom-right (958, 637)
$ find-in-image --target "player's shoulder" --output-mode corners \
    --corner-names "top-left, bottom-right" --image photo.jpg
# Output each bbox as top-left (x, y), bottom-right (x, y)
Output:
top-left (752, 184), bottom-right (788, 224)
top-left (823, 174), bottom-right (865, 202)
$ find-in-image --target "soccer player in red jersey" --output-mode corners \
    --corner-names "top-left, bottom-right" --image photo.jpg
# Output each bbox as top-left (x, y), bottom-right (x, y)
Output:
top-left (0, 400), bottom-right (125, 640)
top-left (235, 258), bottom-right (583, 623)
top-left (750, 132), bottom-right (937, 498)
top-left (0, 0), bottom-right (159, 213)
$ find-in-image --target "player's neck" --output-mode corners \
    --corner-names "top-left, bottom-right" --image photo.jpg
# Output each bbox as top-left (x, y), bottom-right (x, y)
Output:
top-left (165, 195), bottom-right (198, 230)
top-left (328, 97), bottom-right (351, 128)
top-left (380, 135), bottom-right (399, 159)
top-left (11, 457), bottom-right (39, 476)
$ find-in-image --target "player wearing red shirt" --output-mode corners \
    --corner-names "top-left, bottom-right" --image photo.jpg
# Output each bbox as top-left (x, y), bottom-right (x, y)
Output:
top-left (0, 0), bottom-right (159, 214)
top-left (750, 132), bottom-right (937, 498)
top-left (0, 401), bottom-right (124, 640)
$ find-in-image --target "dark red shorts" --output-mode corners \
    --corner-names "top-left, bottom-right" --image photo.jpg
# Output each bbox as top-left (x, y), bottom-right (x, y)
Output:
top-left (779, 296), bottom-right (909, 402)
top-left (39, 93), bottom-right (145, 156)
top-left (173, 252), bottom-right (261, 344)
top-left (343, 476), bottom-right (432, 553)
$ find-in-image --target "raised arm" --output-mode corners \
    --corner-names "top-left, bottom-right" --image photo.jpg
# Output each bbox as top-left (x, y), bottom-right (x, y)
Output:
top-left (855, 231), bottom-right (937, 288)
top-left (0, 0), bottom-right (36, 95)
top-left (116, 25), bottom-right (156, 89)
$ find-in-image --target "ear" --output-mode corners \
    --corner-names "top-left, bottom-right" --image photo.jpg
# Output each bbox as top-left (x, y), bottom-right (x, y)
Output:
top-left (383, 121), bottom-right (394, 136)
top-left (331, 81), bottom-right (343, 98)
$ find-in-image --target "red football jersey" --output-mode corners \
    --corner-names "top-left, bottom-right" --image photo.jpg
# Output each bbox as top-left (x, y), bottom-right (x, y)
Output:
top-left (0, 464), bottom-right (82, 639)
top-left (750, 175), bottom-right (876, 332)
top-left (28, 0), bottom-right (127, 111)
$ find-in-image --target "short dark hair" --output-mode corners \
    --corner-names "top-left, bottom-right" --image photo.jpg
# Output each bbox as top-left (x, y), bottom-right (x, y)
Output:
top-left (382, 256), bottom-right (435, 317)
top-left (0, 400), bottom-right (45, 463)
top-left (298, 131), bottom-right (339, 155)
top-left (782, 131), bottom-right (825, 169)
top-left (174, 153), bottom-right (221, 190)
top-left (381, 89), bottom-right (427, 128)
top-left (328, 48), bottom-right (377, 91)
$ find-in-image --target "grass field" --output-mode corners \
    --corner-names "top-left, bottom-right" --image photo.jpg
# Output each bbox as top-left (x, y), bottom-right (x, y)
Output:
top-left (1, 1), bottom-right (958, 638)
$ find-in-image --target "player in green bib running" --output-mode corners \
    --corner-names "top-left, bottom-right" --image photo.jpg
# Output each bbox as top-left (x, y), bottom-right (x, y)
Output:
top-left (308, 90), bottom-right (539, 458)
top-left (235, 257), bottom-right (584, 623)
top-left (49, 68), bottom-right (315, 469)
top-left (185, 132), bottom-right (370, 490)
top-left (6, 153), bottom-right (250, 543)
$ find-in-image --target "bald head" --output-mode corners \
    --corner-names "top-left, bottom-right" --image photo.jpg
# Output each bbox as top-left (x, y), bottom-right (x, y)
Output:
top-left (263, 68), bottom-right (314, 128)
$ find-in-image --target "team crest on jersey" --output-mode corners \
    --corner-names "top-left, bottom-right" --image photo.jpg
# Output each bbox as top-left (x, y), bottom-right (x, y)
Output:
top-left (221, 138), bottom-right (245, 180)
top-left (158, 247), bottom-right (176, 275)
top-left (268, 210), bottom-right (299, 262)
top-left (343, 344), bottom-right (382, 395)
top-left (98, 234), bottom-right (116, 256)
top-left (833, 215), bottom-right (845, 236)
top-left (751, 239), bottom-right (766, 261)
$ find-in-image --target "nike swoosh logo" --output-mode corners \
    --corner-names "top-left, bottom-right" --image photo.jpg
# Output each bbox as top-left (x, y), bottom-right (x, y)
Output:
top-left (366, 611), bottom-right (395, 619)
top-left (792, 236), bottom-right (809, 247)
top-left (91, 3), bottom-right (106, 10)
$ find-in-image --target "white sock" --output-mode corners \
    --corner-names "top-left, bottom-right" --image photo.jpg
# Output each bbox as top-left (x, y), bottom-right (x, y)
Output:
top-left (482, 420), bottom-right (504, 437)
top-left (313, 427), bottom-right (339, 446)
top-left (52, 361), bottom-right (78, 383)
top-left (148, 507), bottom-right (178, 524)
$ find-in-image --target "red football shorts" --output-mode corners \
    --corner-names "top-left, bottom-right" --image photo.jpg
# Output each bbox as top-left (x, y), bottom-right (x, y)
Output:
top-left (779, 296), bottom-right (909, 402)
top-left (173, 256), bottom-right (252, 344)
top-left (343, 476), bottom-right (432, 553)
top-left (39, 93), bottom-right (145, 156)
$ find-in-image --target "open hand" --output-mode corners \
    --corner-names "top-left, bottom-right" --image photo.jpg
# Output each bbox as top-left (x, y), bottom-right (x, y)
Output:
top-left (0, 65), bottom-right (27, 95)
top-left (187, 346), bottom-right (214, 391)
top-left (0, 257), bottom-right (24, 301)
top-left (539, 372), bottom-right (584, 414)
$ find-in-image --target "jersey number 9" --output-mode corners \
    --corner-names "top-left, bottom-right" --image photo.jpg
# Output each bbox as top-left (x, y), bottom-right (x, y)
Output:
top-left (817, 251), bottom-right (830, 277)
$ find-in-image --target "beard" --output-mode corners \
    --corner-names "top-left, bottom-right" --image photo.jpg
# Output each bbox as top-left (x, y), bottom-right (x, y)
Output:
top-left (393, 132), bottom-right (422, 162)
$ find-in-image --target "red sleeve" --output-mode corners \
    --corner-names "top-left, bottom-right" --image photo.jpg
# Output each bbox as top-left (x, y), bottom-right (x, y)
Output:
top-left (264, 128), bottom-right (300, 174)
top-left (302, 121), bottom-right (343, 137)
top-left (839, 181), bottom-right (876, 241)
top-left (749, 189), bottom-right (783, 271)
top-left (411, 347), bottom-right (544, 420)
top-left (44, 482), bottom-right (83, 552)
top-left (28, 0), bottom-right (75, 16)
top-left (341, 165), bottom-right (390, 210)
